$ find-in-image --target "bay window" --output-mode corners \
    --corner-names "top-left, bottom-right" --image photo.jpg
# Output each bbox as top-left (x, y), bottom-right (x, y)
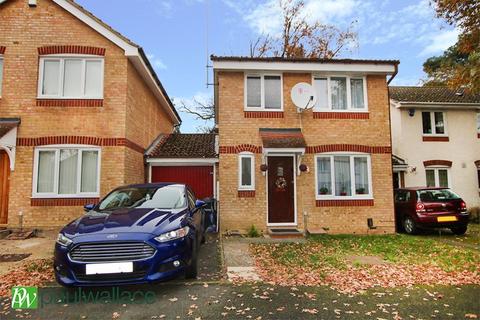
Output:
top-left (33, 147), bottom-right (100, 197)
top-left (313, 76), bottom-right (367, 111)
top-left (238, 153), bottom-right (255, 190)
top-left (425, 168), bottom-right (449, 188)
top-left (38, 57), bottom-right (104, 99)
top-left (315, 154), bottom-right (372, 199)
top-left (245, 74), bottom-right (282, 110)
top-left (422, 111), bottom-right (447, 135)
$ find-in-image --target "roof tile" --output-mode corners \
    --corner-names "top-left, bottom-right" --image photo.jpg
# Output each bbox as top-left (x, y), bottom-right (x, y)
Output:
top-left (389, 86), bottom-right (480, 104)
top-left (146, 134), bottom-right (217, 159)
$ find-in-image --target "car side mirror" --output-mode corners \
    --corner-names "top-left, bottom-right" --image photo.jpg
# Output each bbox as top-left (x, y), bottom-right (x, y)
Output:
top-left (195, 200), bottom-right (206, 208)
top-left (84, 203), bottom-right (96, 212)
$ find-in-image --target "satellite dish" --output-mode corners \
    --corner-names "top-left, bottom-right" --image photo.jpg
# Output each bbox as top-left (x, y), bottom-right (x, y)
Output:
top-left (291, 82), bottom-right (316, 111)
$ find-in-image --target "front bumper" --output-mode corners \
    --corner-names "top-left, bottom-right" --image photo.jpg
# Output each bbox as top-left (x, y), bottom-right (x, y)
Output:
top-left (54, 236), bottom-right (194, 287)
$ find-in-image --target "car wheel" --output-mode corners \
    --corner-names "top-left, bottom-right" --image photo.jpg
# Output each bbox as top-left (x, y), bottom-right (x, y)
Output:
top-left (451, 225), bottom-right (468, 235)
top-left (185, 239), bottom-right (198, 279)
top-left (403, 216), bottom-right (417, 235)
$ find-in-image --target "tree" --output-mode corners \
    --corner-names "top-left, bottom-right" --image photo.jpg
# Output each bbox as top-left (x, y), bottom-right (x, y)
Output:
top-left (176, 98), bottom-right (215, 133)
top-left (249, 0), bottom-right (358, 59)
top-left (424, 0), bottom-right (480, 92)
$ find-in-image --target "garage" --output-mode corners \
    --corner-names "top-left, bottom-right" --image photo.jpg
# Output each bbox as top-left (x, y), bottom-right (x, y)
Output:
top-left (145, 133), bottom-right (218, 200)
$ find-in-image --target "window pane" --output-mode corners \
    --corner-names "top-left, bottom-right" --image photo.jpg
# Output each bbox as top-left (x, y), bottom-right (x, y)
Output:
top-left (59, 149), bottom-right (78, 194)
top-left (264, 75), bottom-right (281, 109)
top-left (330, 77), bottom-right (347, 110)
top-left (334, 156), bottom-right (351, 196)
top-left (438, 169), bottom-right (448, 187)
top-left (241, 157), bottom-right (252, 186)
top-left (0, 58), bottom-right (3, 96)
top-left (422, 112), bottom-right (432, 134)
top-left (246, 76), bottom-right (261, 107)
top-left (317, 157), bottom-right (332, 195)
top-left (426, 169), bottom-right (435, 187)
top-left (314, 78), bottom-right (328, 109)
top-left (63, 59), bottom-right (83, 97)
top-left (434, 112), bottom-right (445, 134)
top-left (37, 151), bottom-right (56, 193)
top-left (477, 113), bottom-right (480, 133)
top-left (477, 169), bottom-right (480, 189)
top-left (81, 151), bottom-right (98, 193)
top-left (350, 78), bottom-right (365, 109)
top-left (42, 60), bottom-right (60, 95)
top-left (85, 60), bottom-right (102, 97)
top-left (354, 157), bottom-right (369, 194)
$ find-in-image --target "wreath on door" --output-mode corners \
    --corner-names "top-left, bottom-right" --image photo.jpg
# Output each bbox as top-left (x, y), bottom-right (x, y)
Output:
top-left (275, 177), bottom-right (287, 191)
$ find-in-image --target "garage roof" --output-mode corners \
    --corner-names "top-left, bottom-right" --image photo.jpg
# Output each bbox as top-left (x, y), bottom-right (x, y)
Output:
top-left (145, 134), bottom-right (217, 159)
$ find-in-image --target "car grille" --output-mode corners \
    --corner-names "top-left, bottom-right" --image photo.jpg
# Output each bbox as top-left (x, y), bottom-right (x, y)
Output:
top-left (69, 241), bottom-right (156, 263)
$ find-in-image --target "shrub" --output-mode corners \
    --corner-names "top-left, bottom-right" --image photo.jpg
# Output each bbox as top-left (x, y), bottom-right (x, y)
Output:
top-left (247, 225), bottom-right (261, 238)
top-left (468, 207), bottom-right (480, 224)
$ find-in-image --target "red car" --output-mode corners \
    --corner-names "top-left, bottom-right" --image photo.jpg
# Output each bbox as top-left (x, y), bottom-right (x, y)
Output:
top-left (394, 187), bottom-right (469, 235)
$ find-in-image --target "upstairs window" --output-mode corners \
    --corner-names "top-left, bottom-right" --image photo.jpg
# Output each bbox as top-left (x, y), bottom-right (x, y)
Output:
top-left (0, 56), bottom-right (3, 97)
top-left (422, 111), bottom-right (447, 135)
top-left (245, 74), bottom-right (282, 110)
top-left (238, 153), bottom-right (255, 190)
top-left (38, 57), bottom-right (104, 99)
top-left (313, 76), bottom-right (367, 111)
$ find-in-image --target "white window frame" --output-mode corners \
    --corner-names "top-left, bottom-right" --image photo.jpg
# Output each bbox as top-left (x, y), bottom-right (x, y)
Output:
top-left (476, 112), bottom-right (480, 134)
top-left (312, 75), bottom-right (368, 112)
top-left (32, 145), bottom-right (101, 198)
top-left (37, 55), bottom-right (104, 99)
top-left (314, 153), bottom-right (373, 200)
top-left (0, 55), bottom-right (4, 97)
top-left (238, 152), bottom-right (255, 190)
top-left (421, 111), bottom-right (448, 136)
top-left (244, 73), bottom-right (283, 111)
top-left (425, 166), bottom-right (450, 188)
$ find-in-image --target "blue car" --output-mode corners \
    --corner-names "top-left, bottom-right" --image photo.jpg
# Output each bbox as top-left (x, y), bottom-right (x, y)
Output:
top-left (54, 183), bottom-right (206, 286)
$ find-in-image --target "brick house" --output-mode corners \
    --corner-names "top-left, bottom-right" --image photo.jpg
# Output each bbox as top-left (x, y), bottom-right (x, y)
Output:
top-left (212, 56), bottom-right (399, 234)
top-left (0, 0), bottom-right (180, 227)
top-left (390, 86), bottom-right (480, 208)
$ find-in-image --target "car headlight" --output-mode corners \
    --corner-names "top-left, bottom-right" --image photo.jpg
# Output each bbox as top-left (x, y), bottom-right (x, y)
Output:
top-left (56, 233), bottom-right (73, 247)
top-left (154, 226), bottom-right (190, 243)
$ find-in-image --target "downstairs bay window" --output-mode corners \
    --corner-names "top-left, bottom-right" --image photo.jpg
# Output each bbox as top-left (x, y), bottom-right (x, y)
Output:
top-left (315, 154), bottom-right (372, 199)
top-left (33, 146), bottom-right (101, 198)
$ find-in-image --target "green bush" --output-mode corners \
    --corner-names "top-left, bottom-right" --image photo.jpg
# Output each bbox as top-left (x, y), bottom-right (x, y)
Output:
top-left (469, 207), bottom-right (480, 224)
top-left (247, 225), bottom-right (261, 238)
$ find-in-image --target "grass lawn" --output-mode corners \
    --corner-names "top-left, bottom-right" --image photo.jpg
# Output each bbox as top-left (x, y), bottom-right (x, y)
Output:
top-left (250, 224), bottom-right (480, 293)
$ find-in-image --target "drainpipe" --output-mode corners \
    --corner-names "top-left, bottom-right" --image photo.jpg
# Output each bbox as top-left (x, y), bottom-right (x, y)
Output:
top-left (387, 63), bottom-right (399, 85)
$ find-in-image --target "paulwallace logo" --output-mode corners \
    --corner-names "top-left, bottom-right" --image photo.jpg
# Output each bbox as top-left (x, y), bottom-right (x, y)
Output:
top-left (11, 286), bottom-right (38, 309)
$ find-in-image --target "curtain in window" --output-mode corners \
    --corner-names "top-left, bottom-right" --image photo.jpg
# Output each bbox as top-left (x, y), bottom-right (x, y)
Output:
top-left (434, 112), bottom-right (445, 134)
top-left (317, 157), bottom-right (332, 195)
top-left (85, 60), bottom-right (102, 97)
top-left (350, 79), bottom-right (364, 109)
top-left (42, 60), bottom-right (60, 95)
top-left (426, 169), bottom-right (435, 187)
top-left (334, 156), bottom-right (351, 196)
top-left (330, 77), bottom-right (347, 110)
top-left (81, 151), bottom-right (98, 193)
top-left (0, 59), bottom-right (3, 96)
top-left (422, 112), bottom-right (432, 134)
top-left (241, 157), bottom-right (252, 186)
top-left (354, 157), bottom-right (369, 194)
top-left (438, 169), bottom-right (448, 187)
top-left (59, 149), bottom-right (78, 194)
top-left (246, 76), bottom-right (261, 107)
top-left (37, 151), bottom-right (56, 193)
top-left (63, 59), bottom-right (83, 97)
top-left (314, 78), bottom-right (328, 109)
top-left (264, 76), bottom-right (281, 109)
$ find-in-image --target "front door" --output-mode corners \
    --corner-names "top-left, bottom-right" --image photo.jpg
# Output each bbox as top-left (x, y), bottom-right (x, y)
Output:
top-left (267, 156), bottom-right (295, 224)
top-left (0, 151), bottom-right (10, 224)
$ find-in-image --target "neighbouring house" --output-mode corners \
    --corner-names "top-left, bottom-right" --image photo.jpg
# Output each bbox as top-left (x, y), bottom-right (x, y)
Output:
top-left (390, 86), bottom-right (480, 208)
top-left (211, 56), bottom-right (399, 234)
top-left (0, 0), bottom-right (180, 228)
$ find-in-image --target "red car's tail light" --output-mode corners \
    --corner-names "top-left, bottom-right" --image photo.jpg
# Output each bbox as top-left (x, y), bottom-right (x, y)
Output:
top-left (416, 202), bottom-right (426, 213)
top-left (460, 201), bottom-right (467, 212)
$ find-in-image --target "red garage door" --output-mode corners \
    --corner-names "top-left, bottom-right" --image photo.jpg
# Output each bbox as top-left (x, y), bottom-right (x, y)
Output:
top-left (151, 166), bottom-right (214, 199)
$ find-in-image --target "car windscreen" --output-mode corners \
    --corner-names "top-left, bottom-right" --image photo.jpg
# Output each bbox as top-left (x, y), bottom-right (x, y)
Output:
top-left (417, 189), bottom-right (461, 202)
top-left (98, 185), bottom-right (186, 211)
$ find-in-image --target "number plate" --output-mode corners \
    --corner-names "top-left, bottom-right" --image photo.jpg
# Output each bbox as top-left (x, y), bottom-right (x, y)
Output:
top-left (85, 262), bottom-right (133, 275)
top-left (437, 216), bottom-right (458, 222)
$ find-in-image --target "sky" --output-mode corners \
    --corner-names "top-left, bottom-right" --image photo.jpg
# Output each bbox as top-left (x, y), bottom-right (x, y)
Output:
top-left (76, 0), bottom-right (458, 133)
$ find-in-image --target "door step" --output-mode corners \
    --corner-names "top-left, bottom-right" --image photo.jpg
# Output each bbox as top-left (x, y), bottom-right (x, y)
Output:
top-left (267, 228), bottom-right (304, 238)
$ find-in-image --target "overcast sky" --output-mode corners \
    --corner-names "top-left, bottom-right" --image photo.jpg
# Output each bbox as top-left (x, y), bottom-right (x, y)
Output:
top-left (76, 0), bottom-right (458, 132)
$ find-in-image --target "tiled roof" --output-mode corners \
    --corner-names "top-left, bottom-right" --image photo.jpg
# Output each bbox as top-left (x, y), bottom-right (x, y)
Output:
top-left (389, 86), bottom-right (480, 104)
top-left (260, 128), bottom-right (306, 148)
top-left (146, 134), bottom-right (217, 159)
top-left (0, 118), bottom-right (20, 139)
top-left (211, 55), bottom-right (400, 65)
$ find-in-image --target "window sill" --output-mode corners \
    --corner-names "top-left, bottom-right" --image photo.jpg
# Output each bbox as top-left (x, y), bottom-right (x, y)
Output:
top-left (316, 199), bottom-right (374, 207)
top-left (31, 197), bottom-right (100, 207)
top-left (36, 98), bottom-right (103, 107)
top-left (244, 111), bottom-right (284, 118)
top-left (313, 111), bottom-right (369, 119)
top-left (422, 136), bottom-right (449, 142)
top-left (238, 190), bottom-right (255, 198)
